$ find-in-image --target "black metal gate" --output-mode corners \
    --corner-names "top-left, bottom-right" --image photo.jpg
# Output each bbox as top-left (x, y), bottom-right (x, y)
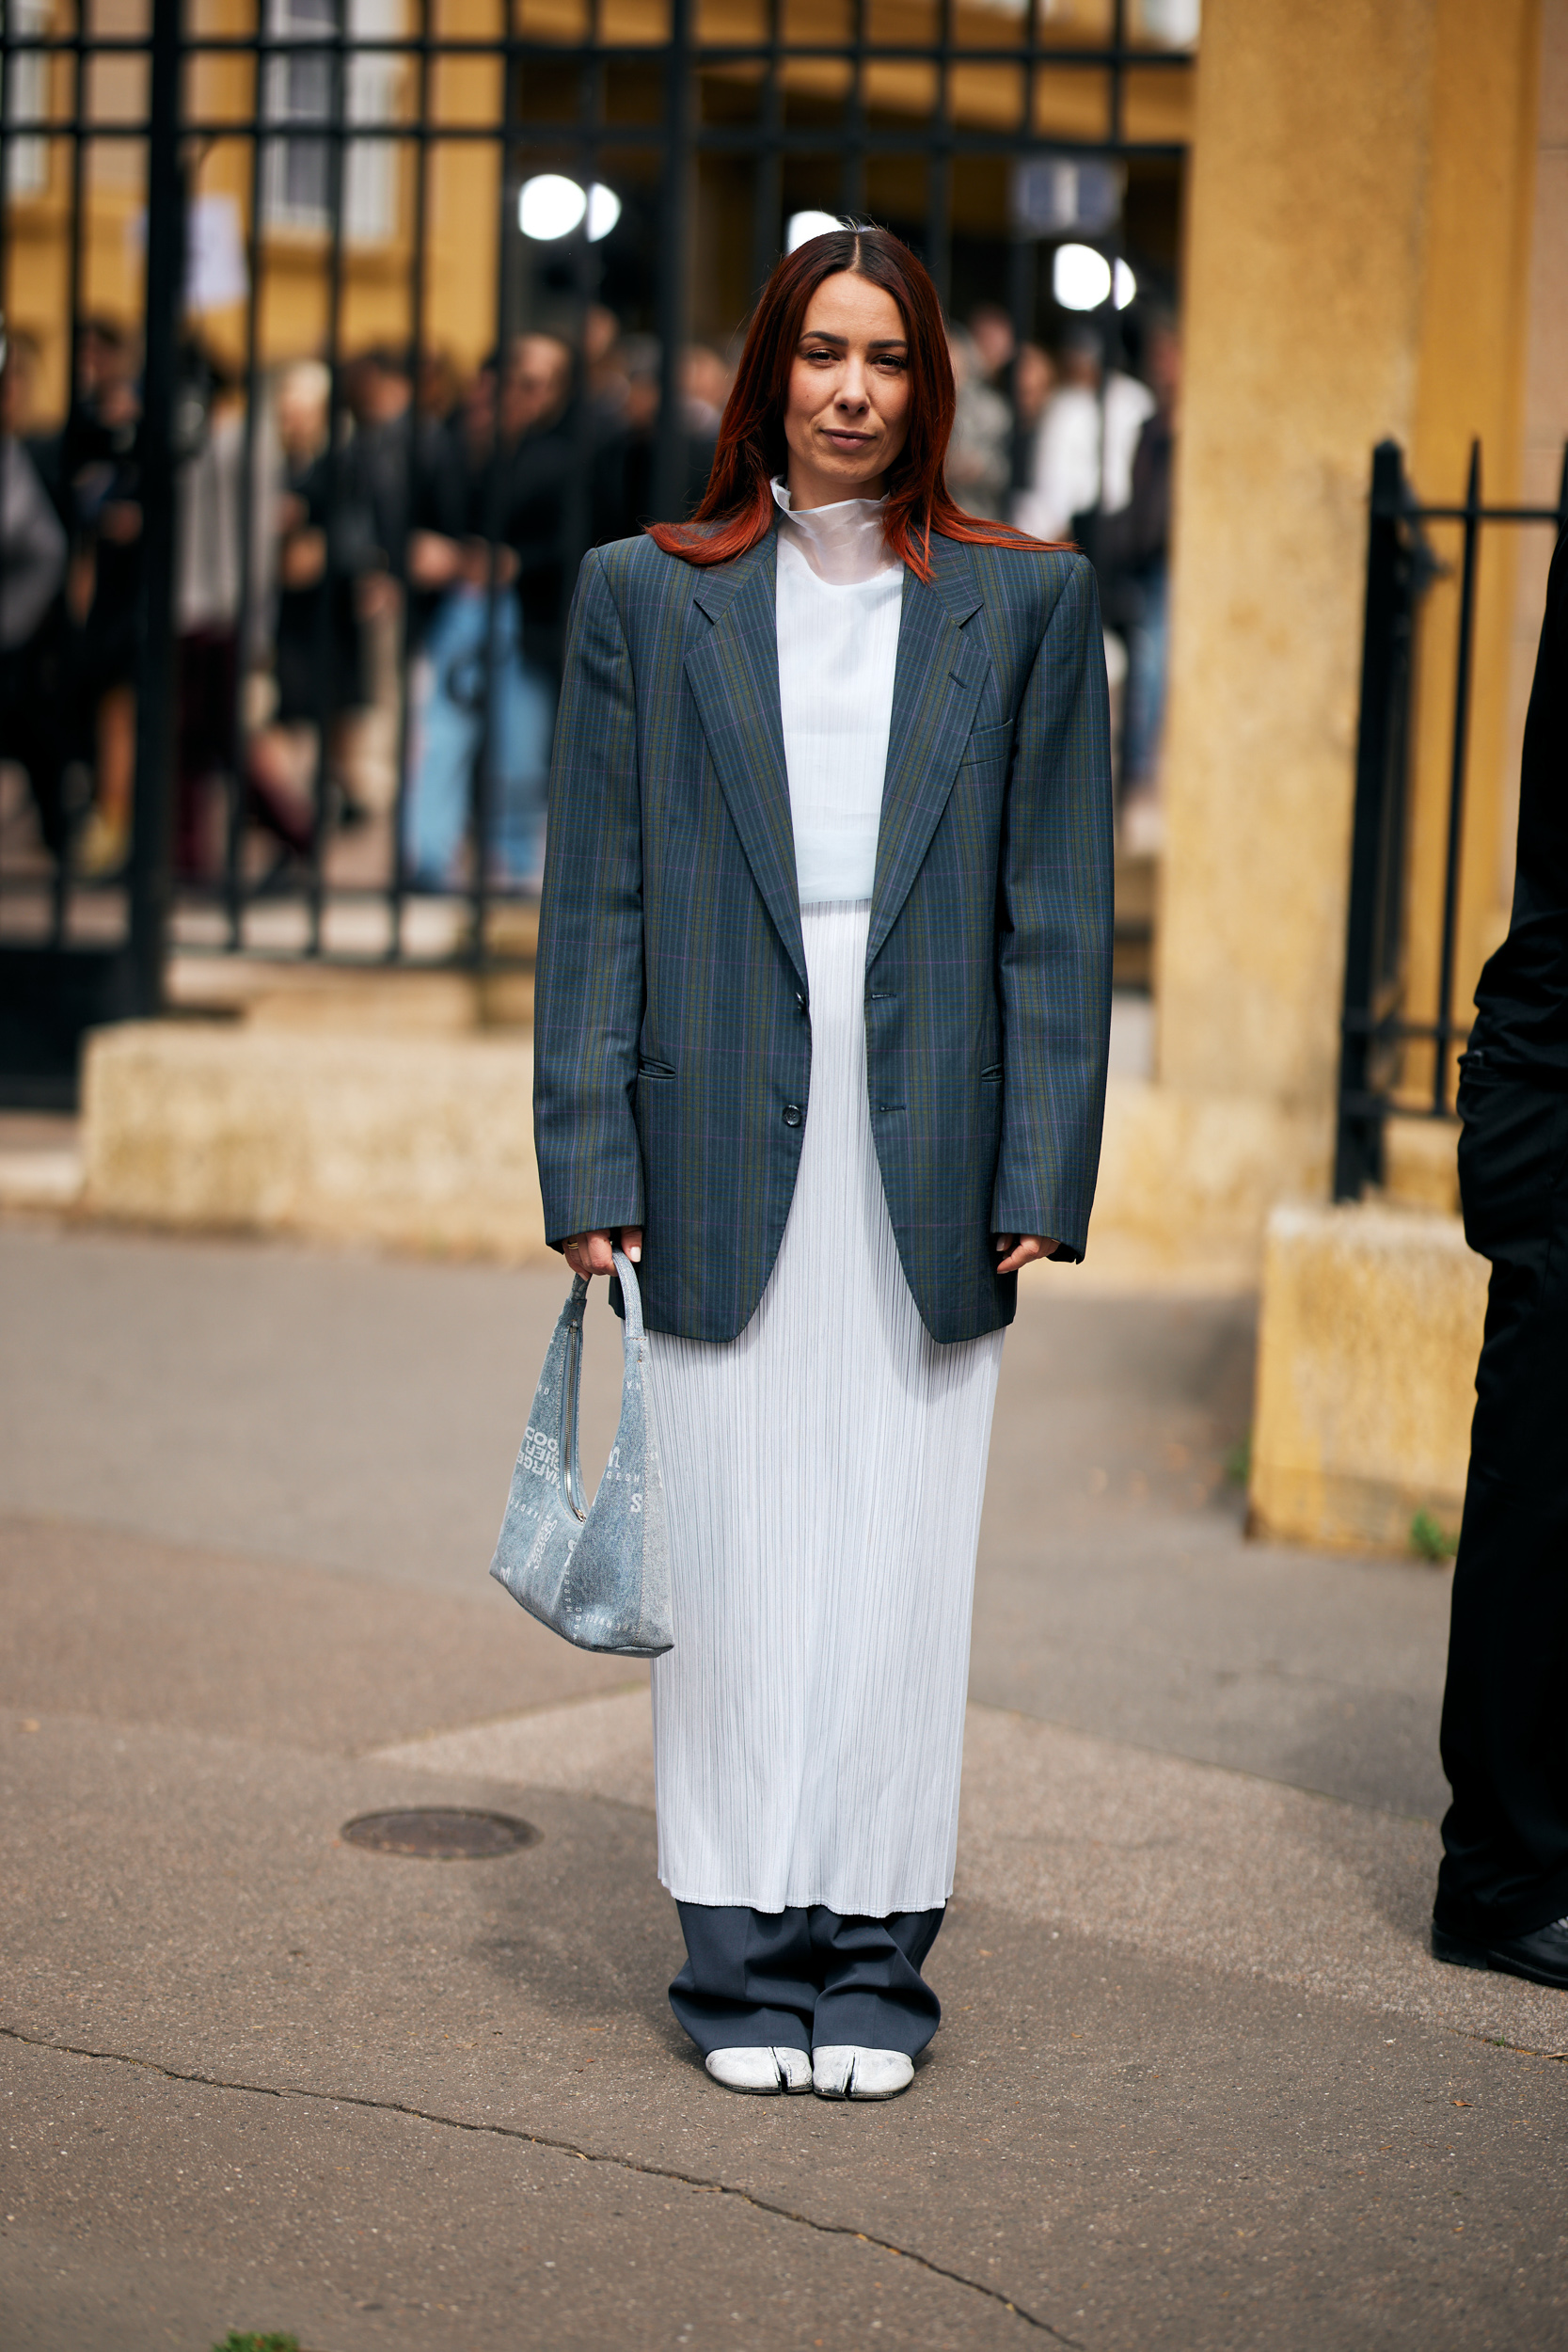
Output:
top-left (1, 0), bottom-right (1193, 1102)
top-left (1333, 437), bottom-right (1568, 1200)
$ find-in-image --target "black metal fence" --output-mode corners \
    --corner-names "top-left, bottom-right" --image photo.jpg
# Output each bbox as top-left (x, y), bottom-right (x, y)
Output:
top-left (1333, 437), bottom-right (1568, 1200)
top-left (0, 0), bottom-right (1193, 1101)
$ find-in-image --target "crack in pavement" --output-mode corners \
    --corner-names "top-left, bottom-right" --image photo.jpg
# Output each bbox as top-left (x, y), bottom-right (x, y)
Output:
top-left (0, 2023), bottom-right (1079, 2344)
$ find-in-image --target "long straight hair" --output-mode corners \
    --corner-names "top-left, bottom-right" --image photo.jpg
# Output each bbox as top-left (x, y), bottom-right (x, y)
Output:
top-left (646, 225), bottom-right (1060, 580)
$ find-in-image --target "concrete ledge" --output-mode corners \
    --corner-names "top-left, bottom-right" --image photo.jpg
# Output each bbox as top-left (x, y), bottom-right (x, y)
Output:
top-left (77, 1025), bottom-right (1335, 1295)
top-left (0, 1149), bottom-right (84, 1209)
top-left (1086, 1076), bottom-right (1331, 1287)
top-left (1249, 1201), bottom-right (1487, 1553)
top-left (82, 1022), bottom-right (547, 1261)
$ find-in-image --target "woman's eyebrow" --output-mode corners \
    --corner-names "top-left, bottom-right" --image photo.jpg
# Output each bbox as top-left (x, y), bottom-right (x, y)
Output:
top-left (797, 331), bottom-right (909, 351)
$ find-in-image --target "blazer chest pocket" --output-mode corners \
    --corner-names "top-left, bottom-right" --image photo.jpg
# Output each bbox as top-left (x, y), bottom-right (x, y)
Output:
top-left (958, 720), bottom-right (1011, 775)
top-left (637, 1057), bottom-right (676, 1083)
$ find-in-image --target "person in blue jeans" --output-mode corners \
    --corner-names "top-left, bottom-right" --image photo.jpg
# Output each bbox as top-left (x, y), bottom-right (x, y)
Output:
top-left (404, 568), bottom-right (552, 890)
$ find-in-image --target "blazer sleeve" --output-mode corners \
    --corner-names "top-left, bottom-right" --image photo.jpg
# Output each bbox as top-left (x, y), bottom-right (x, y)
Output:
top-left (532, 548), bottom-right (646, 1248)
top-left (991, 552), bottom-right (1115, 1261)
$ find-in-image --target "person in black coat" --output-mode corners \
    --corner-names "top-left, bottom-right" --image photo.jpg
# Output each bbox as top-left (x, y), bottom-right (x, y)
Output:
top-left (1433, 526), bottom-right (1568, 1988)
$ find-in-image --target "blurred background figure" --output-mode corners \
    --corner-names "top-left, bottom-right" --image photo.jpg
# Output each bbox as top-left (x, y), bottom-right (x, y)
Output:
top-left (1012, 341), bottom-right (1055, 444)
top-left (36, 316), bottom-right (144, 878)
top-left (591, 331), bottom-right (722, 546)
top-left (582, 303), bottom-right (629, 430)
top-left (1014, 323), bottom-right (1154, 546)
top-left (0, 329), bottom-right (71, 865)
top-left (401, 334), bottom-right (565, 892)
top-left (343, 343), bottom-right (465, 824)
top-left (171, 340), bottom-right (278, 881)
top-left (945, 317), bottom-right (1011, 520)
top-left (1095, 314), bottom-right (1180, 847)
top-left (241, 358), bottom-right (363, 871)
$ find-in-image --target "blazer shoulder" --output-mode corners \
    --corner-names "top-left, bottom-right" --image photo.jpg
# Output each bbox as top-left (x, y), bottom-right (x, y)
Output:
top-left (593, 530), bottom-right (703, 607)
top-left (963, 536), bottom-right (1091, 638)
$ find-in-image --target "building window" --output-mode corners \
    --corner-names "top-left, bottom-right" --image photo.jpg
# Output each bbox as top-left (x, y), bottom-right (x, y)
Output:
top-left (4, 0), bottom-right (51, 199)
top-left (263, 0), bottom-right (402, 245)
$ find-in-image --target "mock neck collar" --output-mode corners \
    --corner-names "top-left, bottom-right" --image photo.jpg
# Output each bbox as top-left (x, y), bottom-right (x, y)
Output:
top-left (770, 475), bottom-right (898, 585)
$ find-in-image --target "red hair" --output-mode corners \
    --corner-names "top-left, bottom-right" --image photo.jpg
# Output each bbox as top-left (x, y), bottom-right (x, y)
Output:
top-left (646, 225), bottom-right (1061, 581)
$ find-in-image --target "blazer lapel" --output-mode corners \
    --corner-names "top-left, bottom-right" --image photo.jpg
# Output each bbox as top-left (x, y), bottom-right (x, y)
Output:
top-left (866, 539), bottom-right (989, 966)
top-left (683, 532), bottom-right (808, 993)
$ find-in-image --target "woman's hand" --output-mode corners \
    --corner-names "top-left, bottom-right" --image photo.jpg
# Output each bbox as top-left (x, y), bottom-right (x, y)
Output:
top-left (993, 1233), bottom-right (1056, 1275)
top-left (562, 1227), bottom-right (643, 1280)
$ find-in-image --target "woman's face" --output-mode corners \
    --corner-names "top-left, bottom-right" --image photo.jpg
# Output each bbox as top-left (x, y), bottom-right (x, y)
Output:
top-left (783, 271), bottom-right (911, 510)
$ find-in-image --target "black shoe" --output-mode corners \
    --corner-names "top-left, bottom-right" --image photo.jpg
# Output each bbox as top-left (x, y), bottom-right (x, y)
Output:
top-left (1432, 1915), bottom-right (1568, 1990)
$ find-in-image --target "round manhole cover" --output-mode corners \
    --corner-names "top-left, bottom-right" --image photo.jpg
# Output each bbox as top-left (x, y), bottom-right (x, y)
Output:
top-left (341, 1808), bottom-right (541, 1860)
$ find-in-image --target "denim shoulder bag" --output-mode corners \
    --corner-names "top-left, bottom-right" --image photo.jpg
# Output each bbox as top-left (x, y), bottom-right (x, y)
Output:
top-left (489, 1250), bottom-right (673, 1658)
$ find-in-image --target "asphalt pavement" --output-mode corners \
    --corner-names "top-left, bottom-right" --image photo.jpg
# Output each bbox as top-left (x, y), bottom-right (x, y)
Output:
top-left (3, 1212), bottom-right (1564, 2352)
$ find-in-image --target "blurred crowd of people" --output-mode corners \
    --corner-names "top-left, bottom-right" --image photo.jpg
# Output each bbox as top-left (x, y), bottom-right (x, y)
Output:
top-left (948, 300), bottom-right (1180, 845)
top-left (0, 292), bottom-right (1178, 895)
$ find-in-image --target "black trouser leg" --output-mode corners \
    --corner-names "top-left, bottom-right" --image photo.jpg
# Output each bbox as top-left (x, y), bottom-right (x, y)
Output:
top-left (1434, 1071), bottom-right (1568, 1940)
top-left (670, 1903), bottom-right (945, 2058)
top-left (669, 1905), bottom-right (816, 2056)
top-left (807, 1907), bottom-right (943, 2055)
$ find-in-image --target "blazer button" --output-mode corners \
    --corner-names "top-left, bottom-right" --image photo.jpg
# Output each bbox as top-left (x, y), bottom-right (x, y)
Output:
top-left (783, 1103), bottom-right (802, 1127)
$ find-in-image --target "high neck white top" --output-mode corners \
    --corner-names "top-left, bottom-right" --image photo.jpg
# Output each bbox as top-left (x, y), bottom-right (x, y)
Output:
top-left (772, 477), bottom-right (905, 905)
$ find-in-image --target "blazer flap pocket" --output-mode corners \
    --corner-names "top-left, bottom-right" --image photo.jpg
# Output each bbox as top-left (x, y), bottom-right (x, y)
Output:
top-left (959, 719), bottom-right (1011, 769)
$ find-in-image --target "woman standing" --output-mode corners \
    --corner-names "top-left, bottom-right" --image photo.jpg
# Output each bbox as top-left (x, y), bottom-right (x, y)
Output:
top-left (533, 226), bottom-right (1113, 2100)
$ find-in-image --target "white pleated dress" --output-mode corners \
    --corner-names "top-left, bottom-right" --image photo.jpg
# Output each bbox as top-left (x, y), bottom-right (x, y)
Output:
top-left (646, 484), bottom-right (1005, 1919)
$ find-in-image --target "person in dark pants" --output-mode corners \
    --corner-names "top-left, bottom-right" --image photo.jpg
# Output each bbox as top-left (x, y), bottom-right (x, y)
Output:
top-left (1433, 525), bottom-right (1568, 1988)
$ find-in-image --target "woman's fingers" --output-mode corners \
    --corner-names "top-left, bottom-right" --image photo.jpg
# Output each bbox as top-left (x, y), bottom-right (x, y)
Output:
top-left (563, 1228), bottom-right (641, 1278)
top-left (993, 1233), bottom-right (1056, 1275)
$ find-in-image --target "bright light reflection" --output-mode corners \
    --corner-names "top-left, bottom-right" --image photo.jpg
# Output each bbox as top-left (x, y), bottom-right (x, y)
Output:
top-left (786, 209), bottom-right (842, 253)
top-left (587, 183), bottom-right (621, 241)
top-left (1053, 243), bottom-right (1113, 310)
top-left (518, 175), bottom-right (622, 242)
top-left (519, 174), bottom-right (586, 239)
top-left (1114, 258), bottom-right (1137, 310)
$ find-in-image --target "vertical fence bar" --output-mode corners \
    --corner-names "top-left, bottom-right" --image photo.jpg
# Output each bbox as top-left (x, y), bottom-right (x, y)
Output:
top-left (1333, 438), bottom-right (1407, 1200)
top-left (228, 8), bottom-right (269, 949)
top-left (472, 0), bottom-right (518, 970)
top-left (1108, 0), bottom-right (1124, 145)
top-left (652, 0), bottom-right (691, 523)
top-left (0, 0), bottom-right (10, 310)
top-left (304, 0), bottom-right (351, 957)
top-left (748, 0), bottom-right (780, 305)
top-left (1433, 437), bottom-right (1481, 1116)
top-left (52, 0), bottom-right (87, 943)
top-left (387, 0), bottom-right (431, 960)
top-left (841, 0), bottom-right (864, 220)
top-left (562, 0), bottom-right (600, 612)
top-left (925, 0), bottom-right (952, 311)
top-left (1006, 0), bottom-right (1037, 504)
top-left (127, 0), bottom-right (184, 1017)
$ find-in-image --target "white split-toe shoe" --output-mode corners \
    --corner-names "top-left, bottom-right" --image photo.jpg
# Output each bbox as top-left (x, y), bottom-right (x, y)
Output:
top-left (811, 2046), bottom-right (914, 2101)
top-left (705, 2045), bottom-right (814, 2094)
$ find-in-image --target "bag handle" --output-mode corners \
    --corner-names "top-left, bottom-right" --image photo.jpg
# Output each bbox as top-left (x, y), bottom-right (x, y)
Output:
top-left (556, 1248), bottom-right (645, 1523)
top-left (610, 1247), bottom-right (645, 1341)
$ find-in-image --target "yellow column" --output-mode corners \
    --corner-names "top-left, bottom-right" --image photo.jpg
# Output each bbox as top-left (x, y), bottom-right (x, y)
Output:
top-left (1154, 0), bottom-right (1542, 1125)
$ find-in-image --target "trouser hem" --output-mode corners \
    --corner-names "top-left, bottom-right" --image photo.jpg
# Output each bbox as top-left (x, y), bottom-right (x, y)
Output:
top-left (1432, 1867), bottom-right (1568, 1944)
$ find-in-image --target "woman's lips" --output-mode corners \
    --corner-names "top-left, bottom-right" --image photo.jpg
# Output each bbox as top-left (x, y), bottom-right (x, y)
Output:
top-left (821, 430), bottom-right (875, 450)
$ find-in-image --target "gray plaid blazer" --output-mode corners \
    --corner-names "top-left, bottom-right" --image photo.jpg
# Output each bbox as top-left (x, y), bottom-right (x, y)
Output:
top-left (533, 522), bottom-right (1113, 1344)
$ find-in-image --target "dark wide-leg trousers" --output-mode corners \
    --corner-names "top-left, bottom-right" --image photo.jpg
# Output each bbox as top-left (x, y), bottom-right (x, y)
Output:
top-left (670, 1903), bottom-right (944, 2058)
top-left (1434, 1065), bottom-right (1568, 1941)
